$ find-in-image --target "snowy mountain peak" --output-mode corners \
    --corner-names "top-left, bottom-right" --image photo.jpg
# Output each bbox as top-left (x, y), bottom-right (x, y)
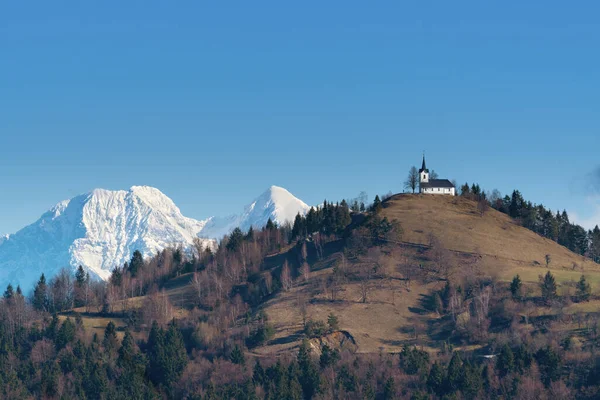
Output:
top-left (200, 186), bottom-right (310, 239)
top-left (0, 185), bottom-right (310, 291)
top-left (0, 186), bottom-right (212, 291)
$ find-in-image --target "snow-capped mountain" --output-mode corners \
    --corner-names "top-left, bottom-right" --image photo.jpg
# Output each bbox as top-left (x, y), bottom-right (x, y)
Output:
top-left (199, 186), bottom-right (311, 239)
top-left (0, 186), bottom-right (213, 291)
top-left (0, 185), bottom-right (309, 291)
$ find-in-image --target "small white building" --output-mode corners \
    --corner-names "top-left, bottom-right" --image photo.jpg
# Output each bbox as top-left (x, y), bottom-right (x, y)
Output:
top-left (419, 156), bottom-right (456, 196)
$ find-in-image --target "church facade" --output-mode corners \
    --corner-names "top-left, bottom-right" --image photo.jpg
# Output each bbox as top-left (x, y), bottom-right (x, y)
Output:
top-left (419, 156), bottom-right (456, 196)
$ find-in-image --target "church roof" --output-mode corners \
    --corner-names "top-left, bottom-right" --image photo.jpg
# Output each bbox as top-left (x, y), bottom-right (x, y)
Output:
top-left (419, 155), bottom-right (429, 173)
top-left (420, 179), bottom-right (455, 189)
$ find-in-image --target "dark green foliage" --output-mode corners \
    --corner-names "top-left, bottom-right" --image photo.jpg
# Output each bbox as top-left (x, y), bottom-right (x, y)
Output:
top-left (303, 319), bottom-right (328, 338)
top-left (510, 274), bottom-right (523, 300)
top-left (3, 284), bottom-right (13, 300)
top-left (297, 340), bottom-right (321, 399)
top-left (371, 195), bottom-right (382, 213)
top-left (576, 275), bottom-right (591, 301)
top-left (496, 344), bottom-right (515, 377)
top-left (535, 346), bottom-right (562, 386)
top-left (227, 228), bottom-right (244, 252)
top-left (319, 344), bottom-right (340, 369)
top-left (230, 344), bottom-right (246, 365)
top-left (55, 317), bottom-right (76, 350)
top-left (265, 218), bottom-right (276, 231)
top-left (32, 273), bottom-right (48, 312)
top-left (427, 362), bottom-right (445, 395)
top-left (129, 250), bottom-right (145, 277)
top-left (400, 346), bottom-right (430, 375)
top-left (146, 321), bottom-right (188, 388)
top-left (445, 352), bottom-right (464, 393)
top-left (540, 271), bottom-right (557, 304)
top-left (104, 321), bottom-right (118, 352)
top-left (327, 313), bottom-right (339, 331)
top-left (383, 376), bottom-right (396, 399)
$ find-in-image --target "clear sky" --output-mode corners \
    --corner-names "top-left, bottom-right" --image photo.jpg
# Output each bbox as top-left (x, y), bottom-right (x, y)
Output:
top-left (1, 1), bottom-right (599, 234)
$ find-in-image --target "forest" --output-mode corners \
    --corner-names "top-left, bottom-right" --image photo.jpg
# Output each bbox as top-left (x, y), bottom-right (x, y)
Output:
top-left (1, 190), bottom-right (600, 399)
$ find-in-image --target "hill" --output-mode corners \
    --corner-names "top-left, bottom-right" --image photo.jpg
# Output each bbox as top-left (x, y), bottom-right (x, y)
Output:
top-left (256, 194), bottom-right (600, 354)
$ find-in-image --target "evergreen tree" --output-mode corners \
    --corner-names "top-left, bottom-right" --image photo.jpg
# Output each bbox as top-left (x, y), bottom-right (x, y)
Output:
top-left (510, 274), bottom-right (523, 300)
top-left (540, 271), bottom-right (557, 304)
top-left (445, 352), bottom-right (464, 393)
top-left (297, 340), bottom-right (320, 399)
top-left (576, 275), bottom-right (592, 302)
top-left (129, 250), bottom-right (145, 277)
top-left (319, 344), bottom-right (339, 369)
top-left (265, 218), bottom-right (276, 231)
top-left (252, 359), bottom-right (265, 386)
top-left (33, 273), bottom-right (48, 312)
top-left (110, 266), bottom-right (123, 287)
top-left (55, 317), bottom-right (76, 350)
top-left (147, 321), bottom-right (188, 388)
top-left (104, 321), bottom-right (118, 352)
top-left (427, 362), bottom-right (445, 396)
top-left (371, 195), bottom-right (382, 214)
top-left (3, 284), bottom-right (13, 300)
top-left (496, 344), bottom-right (515, 377)
top-left (245, 226), bottom-right (255, 241)
top-left (230, 344), bottom-right (246, 365)
top-left (383, 377), bottom-right (396, 400)
top-left (291, 213), bottom-right (306, 241)
top-left (75, 265), bottom-right (87, 286)
top-left (227, 228), bottom-right (244, 253)
top-left (327, 313), bottom-right (339, 331)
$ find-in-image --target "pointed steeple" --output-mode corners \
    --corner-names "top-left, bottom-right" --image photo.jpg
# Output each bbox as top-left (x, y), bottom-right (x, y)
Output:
top-left (419, 153), bottom-right (429, 173)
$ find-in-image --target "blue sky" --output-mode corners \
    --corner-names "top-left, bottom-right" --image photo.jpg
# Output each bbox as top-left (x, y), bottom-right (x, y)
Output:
top-left (1, 1), bottom-right (599, 234)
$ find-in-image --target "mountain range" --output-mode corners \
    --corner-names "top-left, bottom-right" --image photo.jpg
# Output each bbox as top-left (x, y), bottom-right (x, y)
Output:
top-left (0, 185), bottom-right (310, 291)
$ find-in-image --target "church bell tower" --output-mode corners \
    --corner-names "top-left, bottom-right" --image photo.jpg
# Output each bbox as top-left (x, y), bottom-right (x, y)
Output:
top-left (419, 154), bottom-right (429, 183)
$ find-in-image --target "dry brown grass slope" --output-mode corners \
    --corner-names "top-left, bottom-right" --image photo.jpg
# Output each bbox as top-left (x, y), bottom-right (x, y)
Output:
top-left (382, 194), bottom-right (599, 284)
top-left (259, 194), bottom-right (600, 355)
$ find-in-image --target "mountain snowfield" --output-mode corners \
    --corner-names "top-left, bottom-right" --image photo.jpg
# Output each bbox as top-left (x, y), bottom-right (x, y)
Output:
top-left (0, 185), bottom-right (309, 291)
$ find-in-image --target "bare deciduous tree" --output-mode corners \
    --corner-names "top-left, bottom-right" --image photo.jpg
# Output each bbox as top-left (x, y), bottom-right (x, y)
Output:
top-left (404, 166), bottom-right (419, 194)
top-left (280, 261), bottom-right (293, 291)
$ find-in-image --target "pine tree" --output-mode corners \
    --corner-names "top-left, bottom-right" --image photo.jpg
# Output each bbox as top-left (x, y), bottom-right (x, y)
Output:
top-left (230, 344), bottom-right (246, 365)
top-left (265, 218), bottom-right (276, 231)
top-left (445, 352), bottom-right (464, 393)
top-left (75, 265), bottom-right (87, 286)
top-left (252, 359), bottom-right (266, 386)
top-left (129, 250), bottom-right (144, 277)
top-left (245, 226), bottom-right (255, 241)
top-left (33, 273), bottom-right (48, 312)
top-left (103, 321), bottom-right (118, 352)
top-left (297, 340), bottom-right (321, 399)
top-left (227, 228), bottom-right (244, 252)
top-left (427, 362), bottom-right (445, 395)
top-left (496, 344), bottom-right (515, 377)
top-left (540, 271), bottom-right (557, 304)
top-left (510, 274), bottom-right (523, 300)
top-left (383, 377), bottom-right (396, 399)
top-left (291, 213), bottom-right (306, 241)
top-left (55, 317), bottom-right (76, 350)
top-left (3, 284), bottom-right (14, 300)
top-left (576, 275), bottom-right (591, 302)
top-left (327, 313), bottom-right (339, 331)
top-left (371, 195), bottom-right (382, 214)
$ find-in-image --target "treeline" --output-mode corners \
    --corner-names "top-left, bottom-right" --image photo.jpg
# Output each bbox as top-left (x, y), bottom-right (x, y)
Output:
top-left (461, 183), bottom-right (600, 262)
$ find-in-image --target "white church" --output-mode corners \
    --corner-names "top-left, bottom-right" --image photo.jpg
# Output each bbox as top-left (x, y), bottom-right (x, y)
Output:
top-left (419, 155), bottom-right (456, 196)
